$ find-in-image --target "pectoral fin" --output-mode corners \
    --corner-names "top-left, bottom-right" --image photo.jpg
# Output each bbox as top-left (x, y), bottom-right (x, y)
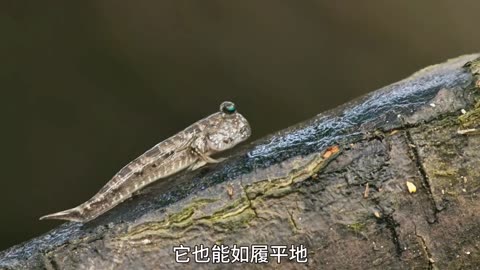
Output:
top-left (188, 160), bottom-right (207, 171)
top-left (198, 152), bottom-right (226, 164)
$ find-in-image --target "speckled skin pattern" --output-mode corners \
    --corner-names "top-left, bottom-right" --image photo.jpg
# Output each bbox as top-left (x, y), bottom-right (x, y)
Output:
top-left (40, 101), bottom-right (251, 222)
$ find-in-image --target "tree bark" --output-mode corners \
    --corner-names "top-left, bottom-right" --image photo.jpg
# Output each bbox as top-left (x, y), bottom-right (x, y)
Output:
top-left (1, 54), bottom-right (480, 270)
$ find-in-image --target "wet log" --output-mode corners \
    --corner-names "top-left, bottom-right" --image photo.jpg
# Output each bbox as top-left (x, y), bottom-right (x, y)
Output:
top-left (1, 54), bottom-right (480, 270)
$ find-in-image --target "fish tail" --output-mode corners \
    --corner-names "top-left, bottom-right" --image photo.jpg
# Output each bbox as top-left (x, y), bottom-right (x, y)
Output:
top-left (39, 207), bottom-right (86, 222)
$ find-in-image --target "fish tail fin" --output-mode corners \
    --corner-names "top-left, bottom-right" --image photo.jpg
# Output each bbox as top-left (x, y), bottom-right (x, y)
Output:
top-left (39, 207), bottom-right (85, 222)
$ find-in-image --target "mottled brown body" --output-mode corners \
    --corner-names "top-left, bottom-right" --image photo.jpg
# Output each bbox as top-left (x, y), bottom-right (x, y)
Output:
top-left (40, 101), bottom-right (251, 222)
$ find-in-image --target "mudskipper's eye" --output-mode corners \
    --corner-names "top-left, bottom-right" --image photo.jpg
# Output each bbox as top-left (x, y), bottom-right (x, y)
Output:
top-left (220, 101), bottom-right (236, 114)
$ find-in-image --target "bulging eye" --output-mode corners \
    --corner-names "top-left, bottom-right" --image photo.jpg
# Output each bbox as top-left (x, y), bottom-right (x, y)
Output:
top-left (220, 101), bottom-right (236, 114)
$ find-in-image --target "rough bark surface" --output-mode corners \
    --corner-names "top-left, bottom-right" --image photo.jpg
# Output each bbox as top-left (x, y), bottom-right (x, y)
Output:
top-left (1, 54), bottom-right (480, 270)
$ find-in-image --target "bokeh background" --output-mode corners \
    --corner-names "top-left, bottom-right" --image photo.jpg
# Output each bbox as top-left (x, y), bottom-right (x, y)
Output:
top-left (2, 1), bottom-right (479, 251)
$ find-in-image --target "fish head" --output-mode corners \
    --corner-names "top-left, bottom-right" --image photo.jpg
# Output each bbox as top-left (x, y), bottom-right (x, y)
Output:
top-left (205, 101), bottom-right (251, 153)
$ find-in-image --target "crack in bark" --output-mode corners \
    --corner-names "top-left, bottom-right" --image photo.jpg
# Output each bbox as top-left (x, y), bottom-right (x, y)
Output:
top-left (405, 130), bottom-right (439, 223)
top-left (285, 208), bottom-right (299, 232)
top-left (239, 183), bottom-right (262, 220)
top-left (371, 195), bottom-right (402, 257)
top-left (383, 211), bottom-right (403, 257)
top-left (413, 222), bottom-right (435, 269)
top-left (371, 199), bottom-right (403, 258)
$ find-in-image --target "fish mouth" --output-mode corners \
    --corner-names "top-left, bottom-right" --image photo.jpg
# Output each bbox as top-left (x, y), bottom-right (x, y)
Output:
top-left (241, 125), bottom-right (252, 139)
top-left (237, 114), bottom-right (252, 139)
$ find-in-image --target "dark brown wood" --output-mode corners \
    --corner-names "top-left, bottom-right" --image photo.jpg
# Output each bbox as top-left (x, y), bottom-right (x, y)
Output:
top-left (1, 54), bottom-right (480, 270)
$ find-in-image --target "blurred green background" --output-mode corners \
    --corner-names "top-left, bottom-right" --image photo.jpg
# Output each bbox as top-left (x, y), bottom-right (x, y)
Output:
top-left (2, 1), bottom-right (479, 251)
